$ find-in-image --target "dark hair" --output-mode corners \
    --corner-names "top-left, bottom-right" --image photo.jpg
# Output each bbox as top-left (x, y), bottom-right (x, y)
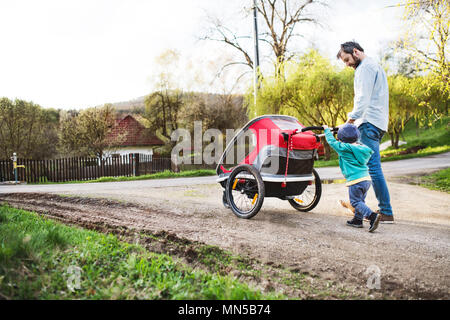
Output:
top-left (336, 41), bottom-right (364, 59)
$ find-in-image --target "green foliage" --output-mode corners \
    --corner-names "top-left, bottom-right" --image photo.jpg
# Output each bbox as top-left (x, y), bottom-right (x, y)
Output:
top-left (0, 97), bottom-right (59, 159)
top-left (381, 115), bottom-right (450, 158)
top-left (0, 205), bottom-right (282, 299)
top-left (144, 90), bottom-right (184, 142)
top-left (249, 50), bottom-right (354, 126)
top-left (387, 75), bottom-right (419, 147)
top-left (58, 104), bottom-right (118, 158)
top-left (397, 0), bottom-right (449, 93)
top-left (419, 167), bottom-right (450, 193)
top-left (248, 49), bottom-right (354, 159)
top-left (90, 169), bottom-right (216, 183)
top-left (182, 93), bottom-right (248, 132)
top-left (247, 49), bottom-right (448, 155)
top-left (30, 169), bottom-right (216, 184)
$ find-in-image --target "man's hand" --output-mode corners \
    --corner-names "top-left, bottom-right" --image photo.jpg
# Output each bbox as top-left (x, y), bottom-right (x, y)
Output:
top-left (322, 124), bottom-right (329, 130)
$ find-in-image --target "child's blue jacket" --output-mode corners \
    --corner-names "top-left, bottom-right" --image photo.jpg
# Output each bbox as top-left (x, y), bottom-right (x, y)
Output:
top-left (324, 128), bottom-right (374, 183)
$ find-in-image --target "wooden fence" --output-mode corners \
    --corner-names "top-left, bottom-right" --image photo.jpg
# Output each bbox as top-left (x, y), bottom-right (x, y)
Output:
top-left (0, 154), bottom-right (173, 183)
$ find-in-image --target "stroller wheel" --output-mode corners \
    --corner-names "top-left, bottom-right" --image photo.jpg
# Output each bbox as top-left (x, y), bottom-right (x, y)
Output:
top-left (226, 164), bottom-right (265, 219)
top-left (288, 169), bottom-right (322, 212)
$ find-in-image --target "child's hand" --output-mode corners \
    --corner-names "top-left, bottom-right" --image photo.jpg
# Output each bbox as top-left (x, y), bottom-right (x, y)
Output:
top-left (322, 124), bottom-right (329, 130)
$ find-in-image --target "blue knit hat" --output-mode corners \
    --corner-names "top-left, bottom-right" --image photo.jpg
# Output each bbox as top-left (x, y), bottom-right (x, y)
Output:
top-left (337, 124), bottom-right (360, 143)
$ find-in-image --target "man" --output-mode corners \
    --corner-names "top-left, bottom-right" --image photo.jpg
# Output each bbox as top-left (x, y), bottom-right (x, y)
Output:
top-left (336, 41), bottom-right (394, 223)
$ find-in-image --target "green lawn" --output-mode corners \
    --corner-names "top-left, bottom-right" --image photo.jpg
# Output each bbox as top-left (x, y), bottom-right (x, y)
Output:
top-left (33, 169), bottom-right (216, 185)
top-left (380, 116), bottom-right (449, 154)
top-left (419, 167), bottom-right (450, 193)
top-left (0, 205), bottom-right (282, 300)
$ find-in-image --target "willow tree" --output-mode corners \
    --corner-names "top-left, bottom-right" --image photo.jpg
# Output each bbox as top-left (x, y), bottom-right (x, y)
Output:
top-left (249, 50), bottom-right (354, 159)
top-left (387, 75), bottom-right (418, 148)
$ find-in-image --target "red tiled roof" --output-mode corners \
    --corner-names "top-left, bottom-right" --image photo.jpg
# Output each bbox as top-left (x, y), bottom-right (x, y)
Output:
top-left (106, 115), bottom-right (164, 147)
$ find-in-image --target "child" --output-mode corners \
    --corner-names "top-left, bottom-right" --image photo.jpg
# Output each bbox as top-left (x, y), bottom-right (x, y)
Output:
top-left (323, 124), bottom-right (382, 232)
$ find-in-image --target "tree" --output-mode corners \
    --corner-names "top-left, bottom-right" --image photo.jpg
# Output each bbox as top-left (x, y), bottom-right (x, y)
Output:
top-left (143, 49), bottom-right (185, 146)
top-left (0, 97), bottom-right (59, 159)
top-left (144, 89), bottom-right (184, 142)
top-left (183, 93), bottom-right (248, 132)
top-left (383, 39), bottom-right (449, 137)
top-left (387, 75), bottom-right (417, 148)
top-left (248, 50), bottom-right (354, 159)
top-left (396, 0), bottom-right (450, 93)
top-left (203, 0), bottom-right (326, 79)
top-left (58, 104), bottom-right (118, 158)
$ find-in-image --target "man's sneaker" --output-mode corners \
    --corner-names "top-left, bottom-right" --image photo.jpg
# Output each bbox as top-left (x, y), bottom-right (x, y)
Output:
top-left (339, 200), bottom-right (355, 215)
top-left (346, 217), bottom-right (363, 228)
top-left (368, 212), bottom-right (381, 233)
top-left (377, 210), bottom-right (394, 224)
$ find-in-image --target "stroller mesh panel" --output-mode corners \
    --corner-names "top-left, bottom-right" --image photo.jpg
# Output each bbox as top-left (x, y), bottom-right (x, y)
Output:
top-left (260, 149), bottom-right (315, 175)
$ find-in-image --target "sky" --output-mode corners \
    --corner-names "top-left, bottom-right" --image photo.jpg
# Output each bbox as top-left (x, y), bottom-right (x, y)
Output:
top-left (0, 0), bottom-right (404, 110)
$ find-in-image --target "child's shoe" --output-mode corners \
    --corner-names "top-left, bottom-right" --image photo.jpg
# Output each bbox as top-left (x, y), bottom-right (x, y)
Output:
top-left (346, 217), bottom-right (363, 228)
top-left (368, 212), bottom-right (381, 233)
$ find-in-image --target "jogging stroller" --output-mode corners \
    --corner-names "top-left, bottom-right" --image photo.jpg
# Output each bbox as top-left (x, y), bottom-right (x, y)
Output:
top-left (216, 115), bottom-right (336, 219)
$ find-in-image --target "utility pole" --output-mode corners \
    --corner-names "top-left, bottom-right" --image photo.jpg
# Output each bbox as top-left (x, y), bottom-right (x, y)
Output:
top-left (252, 0), bottom-right (260, 117)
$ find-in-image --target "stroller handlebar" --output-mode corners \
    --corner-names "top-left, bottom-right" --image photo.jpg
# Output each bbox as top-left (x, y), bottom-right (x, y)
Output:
top-left (299, 126), bottom-right (339, 133)
top-left (281, 126), bottom-right (339, 142)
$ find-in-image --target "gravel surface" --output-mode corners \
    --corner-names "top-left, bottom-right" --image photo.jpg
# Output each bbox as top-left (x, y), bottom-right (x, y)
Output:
top-left (1, 153), bottom-right (449, 299)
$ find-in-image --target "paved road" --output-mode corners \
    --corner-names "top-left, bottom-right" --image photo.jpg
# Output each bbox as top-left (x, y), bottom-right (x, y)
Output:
top-left (1, 152), bottom-right (449, 193)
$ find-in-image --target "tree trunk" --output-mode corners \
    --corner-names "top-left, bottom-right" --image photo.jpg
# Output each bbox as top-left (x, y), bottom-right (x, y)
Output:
top-left (416, 118), bottom-right (420, 137)
top-left (394, 132), bottom-right (400, 149)
top-left (390, 133), bottom-right (395, 149)
top-left (323, 139), bottom-right (331, 161)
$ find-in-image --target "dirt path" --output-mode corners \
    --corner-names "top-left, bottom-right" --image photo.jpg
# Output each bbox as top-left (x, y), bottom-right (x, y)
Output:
top-left (1, 178), bottom-right (449, 299)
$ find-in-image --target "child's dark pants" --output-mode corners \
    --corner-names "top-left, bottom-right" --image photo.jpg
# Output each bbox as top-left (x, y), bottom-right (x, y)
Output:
top-left (348, 180), bottom-right (373, 220)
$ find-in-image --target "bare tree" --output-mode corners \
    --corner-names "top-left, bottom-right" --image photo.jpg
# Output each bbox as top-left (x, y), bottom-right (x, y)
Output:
top-left (202, 0), bottom-right (326, 78)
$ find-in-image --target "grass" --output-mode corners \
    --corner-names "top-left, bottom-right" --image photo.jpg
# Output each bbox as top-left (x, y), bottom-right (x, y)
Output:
top-left (379, 116), bottom-right (450, 159)
top-left (418, 167), bottom-right (450, 193)
top-left (31, 169), bottom-right (216, 185)
top-left (0, 205), bottom-right (283, 300)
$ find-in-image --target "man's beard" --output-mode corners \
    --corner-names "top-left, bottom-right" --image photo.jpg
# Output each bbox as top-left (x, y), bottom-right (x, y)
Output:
top-left (351, 54), bottom-right (361, 69)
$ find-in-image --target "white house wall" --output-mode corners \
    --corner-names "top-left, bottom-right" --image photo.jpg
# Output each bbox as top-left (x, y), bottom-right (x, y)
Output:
top-left (102, 147), bottom-right (154, 163)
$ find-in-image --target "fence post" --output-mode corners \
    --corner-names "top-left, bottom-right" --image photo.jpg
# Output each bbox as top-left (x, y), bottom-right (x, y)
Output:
top-left (171, 154), bottom-right (179, 173)
top-left (133, 153), bottom-right (140, 176)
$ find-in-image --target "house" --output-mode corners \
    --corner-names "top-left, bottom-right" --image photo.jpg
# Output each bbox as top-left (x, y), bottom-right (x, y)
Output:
top-left (104, 115), bottom-right (164, 159)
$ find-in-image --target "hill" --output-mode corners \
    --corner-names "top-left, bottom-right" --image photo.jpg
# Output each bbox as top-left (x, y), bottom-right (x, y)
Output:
top-left (108, 96), bottom-right (146, 114)
top-left (109, 92), bottom-right (246, 116)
